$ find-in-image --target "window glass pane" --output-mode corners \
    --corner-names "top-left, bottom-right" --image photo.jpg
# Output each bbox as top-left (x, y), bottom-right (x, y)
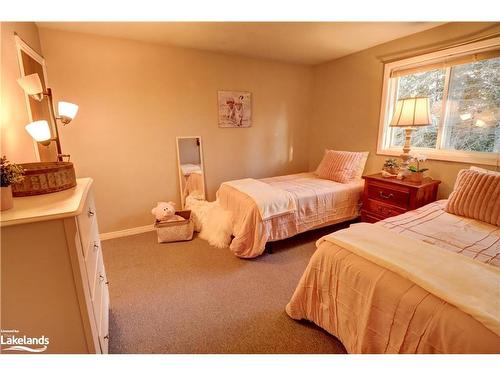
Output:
top-left (390, 69), bottom-right (445, 148)
top-left (443, 57), bottom-right (500, 153)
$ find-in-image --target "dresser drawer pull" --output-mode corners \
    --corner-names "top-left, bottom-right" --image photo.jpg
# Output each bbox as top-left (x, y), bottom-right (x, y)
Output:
top-left (379, 191), bottom-right (394, 200)
top-left (93, 243), bottom-right (99, 252)
top-left (88, 209), bottom-right (95, 217)
top-left (98, 274), bottom-right (110, 286)
top-left (104, 335), bottom-right (109, 340)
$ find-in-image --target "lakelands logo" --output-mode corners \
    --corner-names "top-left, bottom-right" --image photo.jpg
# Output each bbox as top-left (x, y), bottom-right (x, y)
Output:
top-left (0, 329), bottom-right (49, 353)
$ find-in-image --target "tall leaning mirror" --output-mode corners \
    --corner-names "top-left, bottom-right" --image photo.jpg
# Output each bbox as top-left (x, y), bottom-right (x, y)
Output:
top-left (176, 136), bottom-right (206, 208)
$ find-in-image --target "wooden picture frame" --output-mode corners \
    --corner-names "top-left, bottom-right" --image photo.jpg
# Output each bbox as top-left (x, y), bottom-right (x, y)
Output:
top-left (218, 91), bottom-right (252, 128)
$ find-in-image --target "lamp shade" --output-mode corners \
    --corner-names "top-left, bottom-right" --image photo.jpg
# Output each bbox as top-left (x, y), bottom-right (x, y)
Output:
top-left (25, 120), bottom-right (51, 142)
top-left (17, 73), bottom-right (43, 97)
top-left (389, 97), bottom-right (432, 127)
top-left (58, 101), bottom-right (79, 122)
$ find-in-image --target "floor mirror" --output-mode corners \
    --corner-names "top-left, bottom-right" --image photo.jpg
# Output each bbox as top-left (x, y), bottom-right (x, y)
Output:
top-left (176, 136), bottom-right (206, 208)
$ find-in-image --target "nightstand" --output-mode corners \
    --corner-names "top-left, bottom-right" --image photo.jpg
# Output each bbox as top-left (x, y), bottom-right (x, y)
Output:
top-left (361, 173), bottom-right (441, 223)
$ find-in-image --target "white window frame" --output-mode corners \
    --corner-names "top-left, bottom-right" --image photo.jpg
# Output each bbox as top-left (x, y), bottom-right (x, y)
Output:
top-left (377, 36), bottom-right (500, 166)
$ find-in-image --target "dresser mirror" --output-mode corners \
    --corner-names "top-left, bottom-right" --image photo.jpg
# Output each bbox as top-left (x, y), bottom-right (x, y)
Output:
top-left (176, 136), bottom-right (206, 208)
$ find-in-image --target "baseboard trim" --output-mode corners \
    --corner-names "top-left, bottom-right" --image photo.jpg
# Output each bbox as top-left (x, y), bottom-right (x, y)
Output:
top-left (100, 224), bottom-right (155, 241)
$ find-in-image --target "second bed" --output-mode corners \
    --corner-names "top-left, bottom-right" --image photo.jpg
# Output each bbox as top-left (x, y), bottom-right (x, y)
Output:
top-left (217, 172), bottom-right (364, 258)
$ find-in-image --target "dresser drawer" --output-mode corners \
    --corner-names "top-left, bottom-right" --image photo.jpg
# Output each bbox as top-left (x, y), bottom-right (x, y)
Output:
top-left (77, 191), bottom-right (97, 253)
top-left (91, 252), bottom-right (106, 329)
top-left (365, 198), bottom-right (407, 219)
top-left (92, 250), bottom-right (109, 354)
top-left (99, 283), bottom-right (110, 354)
top-left (85, 224), bottom-right (101, 299)
top-left (367, 183), bottom-right (409, 208)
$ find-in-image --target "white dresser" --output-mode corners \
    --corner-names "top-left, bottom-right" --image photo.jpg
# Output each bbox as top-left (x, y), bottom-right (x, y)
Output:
top-left (0, 178), bottom-right (109, 354)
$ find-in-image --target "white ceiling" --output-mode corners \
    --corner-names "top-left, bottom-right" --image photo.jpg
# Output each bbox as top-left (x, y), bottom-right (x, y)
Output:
top-left (37, 22), bottom-right (443, 65)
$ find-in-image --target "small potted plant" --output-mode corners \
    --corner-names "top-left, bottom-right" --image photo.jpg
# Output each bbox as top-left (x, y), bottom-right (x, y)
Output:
top-left (383, 158), bottom-right (400, 175)
top-left (406, 154), bottom-right (428, 183)
top-left (1, 156), bottom-right (25, 211)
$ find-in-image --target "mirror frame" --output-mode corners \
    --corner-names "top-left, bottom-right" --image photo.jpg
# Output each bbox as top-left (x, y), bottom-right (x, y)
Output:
top-left (15, 34), bottom-right (57, 162)
top-left (176, 136), bottom-right (206, 209)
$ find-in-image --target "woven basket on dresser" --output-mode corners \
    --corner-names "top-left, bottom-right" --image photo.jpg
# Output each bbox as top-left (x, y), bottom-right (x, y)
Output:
top-left (12, 162), bottom-right (77, 197)
top-left (155, 210), bottom-right (194, 243)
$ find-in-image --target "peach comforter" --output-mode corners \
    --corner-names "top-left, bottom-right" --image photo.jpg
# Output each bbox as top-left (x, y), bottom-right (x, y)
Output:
top-left (217, 173), bottom-right (364, 258)
top-left (286, 201), bottom-right (500, 353)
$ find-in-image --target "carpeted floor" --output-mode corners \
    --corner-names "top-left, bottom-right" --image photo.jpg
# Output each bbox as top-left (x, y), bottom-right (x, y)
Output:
top-left (101, 225), bottom-right (348, 354)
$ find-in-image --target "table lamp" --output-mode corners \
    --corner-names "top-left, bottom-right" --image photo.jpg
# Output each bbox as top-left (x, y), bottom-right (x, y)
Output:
top-left (389, 96), bottom-right (431, 168)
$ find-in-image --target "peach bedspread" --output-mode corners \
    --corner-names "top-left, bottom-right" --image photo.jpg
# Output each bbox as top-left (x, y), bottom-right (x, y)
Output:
top-left (217, 173), bottom-right (364, 258)
top-left (286, 201), bottom-right (500, 353)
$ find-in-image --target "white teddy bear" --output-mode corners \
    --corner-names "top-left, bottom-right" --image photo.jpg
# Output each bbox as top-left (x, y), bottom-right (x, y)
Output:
top-left (151, 201), bottom-right (184, 222)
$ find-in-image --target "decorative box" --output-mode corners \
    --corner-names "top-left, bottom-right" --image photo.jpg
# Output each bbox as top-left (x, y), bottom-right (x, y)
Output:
top-left (155, 210), bottom-right (194, 243)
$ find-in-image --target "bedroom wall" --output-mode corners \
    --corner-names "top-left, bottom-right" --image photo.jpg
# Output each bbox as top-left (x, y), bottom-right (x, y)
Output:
top-left (0, 22), bottom-right (42, 162)
top-left (309, 22), bottom-right (500, 198)
top-left (38, 28), bottom-right (313, 233)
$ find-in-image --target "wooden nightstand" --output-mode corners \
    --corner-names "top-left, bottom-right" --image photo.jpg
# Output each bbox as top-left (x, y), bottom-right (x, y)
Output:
top-left (361, 173), bottom-right (441, 223)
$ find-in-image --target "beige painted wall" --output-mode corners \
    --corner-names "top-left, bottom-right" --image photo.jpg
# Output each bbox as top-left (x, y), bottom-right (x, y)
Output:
top-left (0, 22), bottom-right (42, 162)
top-left (38, 28), bottom-right (313, 233)
top-left (309, 22), bottom-right (500, 198)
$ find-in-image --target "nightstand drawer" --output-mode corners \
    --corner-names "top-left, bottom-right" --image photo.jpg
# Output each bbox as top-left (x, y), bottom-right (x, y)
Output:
top-left (365, 199), bottom-right (407, 218)
top-left (361, 210), bottom-right (385, 223)
top-left (367, 183), bottom-right (409, 208)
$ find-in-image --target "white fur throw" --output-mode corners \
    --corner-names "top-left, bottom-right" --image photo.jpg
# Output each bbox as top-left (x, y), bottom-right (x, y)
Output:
top-left (185, 196), bottom-right (233, 248)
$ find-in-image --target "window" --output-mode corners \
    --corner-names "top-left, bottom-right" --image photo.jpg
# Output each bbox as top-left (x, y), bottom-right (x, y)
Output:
top-left (378, 37), bottom-right (500, 165)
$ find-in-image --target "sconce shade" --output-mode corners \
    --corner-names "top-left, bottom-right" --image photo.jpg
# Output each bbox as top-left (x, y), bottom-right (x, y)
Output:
top-left (25, 120), bottom-right (51, 143)
top-left (17, 73), bottom-right (43, 97)
top-left (58, 101), bottom-right (79, 123)
top-left (390, 97), bottom-right (432, 127)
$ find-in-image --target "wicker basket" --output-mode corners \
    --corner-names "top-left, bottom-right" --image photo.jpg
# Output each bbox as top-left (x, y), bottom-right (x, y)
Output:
top-left (12, 162), bottom-right (76, 197)
top-left (155, 210), bottom-right (194, 243)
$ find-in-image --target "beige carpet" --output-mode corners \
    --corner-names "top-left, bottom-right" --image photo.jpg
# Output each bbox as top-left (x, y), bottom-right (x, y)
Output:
top-left (101, 225), bottom-right (348, 354)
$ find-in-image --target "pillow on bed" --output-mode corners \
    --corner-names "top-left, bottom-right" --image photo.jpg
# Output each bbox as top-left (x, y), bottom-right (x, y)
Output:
top-left (316, 150), bottom-right (365, 183)
top-left (445, 169), bottom-right (500, 226)
top-left (469, 166), bottom-right (500, 176)
top-left (354, 151), bottom-right (369, 179)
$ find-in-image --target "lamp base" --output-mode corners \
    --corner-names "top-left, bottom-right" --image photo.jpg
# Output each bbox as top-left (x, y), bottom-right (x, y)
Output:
top-left (399, 127), bottom-right (414, 169)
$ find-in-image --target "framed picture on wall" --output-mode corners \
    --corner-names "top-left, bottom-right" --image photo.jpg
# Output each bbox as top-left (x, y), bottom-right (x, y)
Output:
top-left (218, 91), bottom-right (251, 128)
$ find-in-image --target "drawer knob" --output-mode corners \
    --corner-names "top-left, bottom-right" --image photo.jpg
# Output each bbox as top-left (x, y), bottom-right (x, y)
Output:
top-left (93, 243), bottom-right (99, 251)
top-left (88, 209), bottom-right (95, 217)
top-left (99, 275), bottom-right (109, 286)
top-left (379, 191), bottom-right (394, 200)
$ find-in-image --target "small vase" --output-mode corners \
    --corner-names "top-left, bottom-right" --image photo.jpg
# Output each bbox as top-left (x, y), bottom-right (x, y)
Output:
top-left (1, 185), bottom-right (14, 211)
top-left (406, 172), bottom-right (424, 183)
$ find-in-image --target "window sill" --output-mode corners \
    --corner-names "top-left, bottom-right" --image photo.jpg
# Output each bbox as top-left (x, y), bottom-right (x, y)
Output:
top-left (377, 147), bottom-right (499, 167)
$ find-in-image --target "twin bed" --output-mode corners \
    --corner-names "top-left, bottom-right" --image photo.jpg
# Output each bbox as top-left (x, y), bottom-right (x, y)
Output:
top-left (213, 153), bottom-right (499, 353)
top-left (286, 200), bottom-right (500, 353)
top-left (217, 172), bottom-right (364, 258)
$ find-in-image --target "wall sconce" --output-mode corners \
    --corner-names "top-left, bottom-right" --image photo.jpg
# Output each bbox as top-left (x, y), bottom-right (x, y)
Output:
top-left (17, 73), bottom-right (78, 161)
top-left (25, 120), bottom-right (52, 145)
top-left (58, 101), bottom-right (79, 125)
